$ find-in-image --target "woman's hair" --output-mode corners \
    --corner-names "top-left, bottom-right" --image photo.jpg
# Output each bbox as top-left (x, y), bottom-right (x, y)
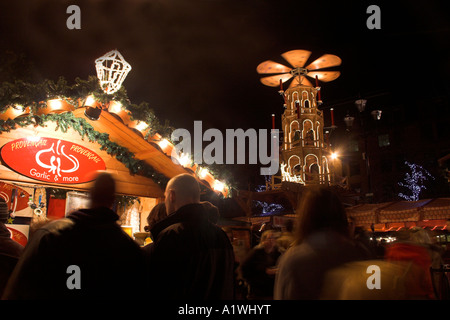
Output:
top-left (256, 229), bottom-right (278, 249)
top-left (145, 202), bottom-right (167, 232)
top-left (293, 186), bottom-right (349, 245)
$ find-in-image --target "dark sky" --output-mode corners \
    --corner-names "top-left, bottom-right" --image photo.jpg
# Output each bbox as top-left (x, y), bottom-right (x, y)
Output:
top-left (1, 0), bottom-right (449, 188)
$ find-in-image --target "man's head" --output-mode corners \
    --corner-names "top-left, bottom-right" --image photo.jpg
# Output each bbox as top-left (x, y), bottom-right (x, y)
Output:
top-left (164, 174), bottom-right (200, 214)
top-left (90, 172), bottom-right (116, 209)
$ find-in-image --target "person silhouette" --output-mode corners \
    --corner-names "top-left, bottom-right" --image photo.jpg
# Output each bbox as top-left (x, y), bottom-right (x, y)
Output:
top-left (274, 186), bottom-right (366, 299)
top-left (144, 174), bottom-right (234, 300)
top-left (3, 173), bottom-right (145, 300)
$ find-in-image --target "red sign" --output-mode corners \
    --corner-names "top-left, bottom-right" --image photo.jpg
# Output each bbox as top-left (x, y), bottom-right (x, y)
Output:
top-left (7, 227), bottom-right (28, 247)
top-left (1, 137), bottom-right (106, 184)
top-left (0, 182), bottom-right (30, 212)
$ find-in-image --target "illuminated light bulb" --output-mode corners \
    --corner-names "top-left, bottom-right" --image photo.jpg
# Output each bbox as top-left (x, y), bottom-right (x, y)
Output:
top-left (158, 139), bottom-right (169, 150)
top-left (11, 105), bottom-right (25, 117)
top-left (85, 96), bottom-right (96, 106)
top-left (134, 121), bottom-right (148, 132)
top-left (178, 153), bottom-right (191, 167)
top-left (330, 152), bottom-right (338, 160)
top-left (213, 180), bottom-right (225, 192)
top-left (198, 167), bottom-right (209, 179)
top-left (108, 101), bottom-right (123, 113)
top-left (48, 99), bottom-right (62, 110)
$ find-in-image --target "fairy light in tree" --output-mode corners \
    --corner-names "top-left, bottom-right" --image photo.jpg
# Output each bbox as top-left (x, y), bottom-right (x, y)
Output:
top-left (129, 206), bottom-right (140, 236)
top-left (95, 50), bottom-right (132, 94)
top-left (398, 161), bottom-right (434, 201)
top-left (254, 185), bottom-right (285, 216)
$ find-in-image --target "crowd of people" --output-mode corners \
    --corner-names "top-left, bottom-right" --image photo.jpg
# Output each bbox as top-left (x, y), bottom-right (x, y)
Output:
top-left (0, 173), bottom-right (448, 300)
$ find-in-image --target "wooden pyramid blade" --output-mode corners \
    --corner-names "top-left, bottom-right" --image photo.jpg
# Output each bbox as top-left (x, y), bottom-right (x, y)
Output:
top-left (260, 73), bottom-right (293, 87)
top-left (256, 60), bottom-right (291, 74)
top-left (305, 54), bottom-right (342, 70)
top-left (281, 50), bottom-right (312, 68)
top-left (307, 71), bottom-right (341, 82)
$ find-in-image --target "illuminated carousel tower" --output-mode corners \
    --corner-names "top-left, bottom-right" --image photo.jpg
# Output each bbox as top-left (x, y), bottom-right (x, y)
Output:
top-left (257, 49), bottom-right (341, 186)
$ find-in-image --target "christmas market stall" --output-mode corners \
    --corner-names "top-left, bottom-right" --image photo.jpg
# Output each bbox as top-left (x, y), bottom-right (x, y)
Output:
top-left (0, 50), bottom-right (229, 247)
top-left (346, 198), bottom-right (450, 232)
top-left (346, 198), bottom-right (450, 257)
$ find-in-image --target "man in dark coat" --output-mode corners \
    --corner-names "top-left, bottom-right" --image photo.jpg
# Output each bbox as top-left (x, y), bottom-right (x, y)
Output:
top-left (144, 174), bottom-right (235, 300)
top-left (2, 173), bottom-right (145, 300)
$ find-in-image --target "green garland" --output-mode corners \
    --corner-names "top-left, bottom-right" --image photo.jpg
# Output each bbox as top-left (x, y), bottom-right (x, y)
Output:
top-left (116, 195), bottom-right (140, 208)
top-left (0, 112), bottom-right (170, 188)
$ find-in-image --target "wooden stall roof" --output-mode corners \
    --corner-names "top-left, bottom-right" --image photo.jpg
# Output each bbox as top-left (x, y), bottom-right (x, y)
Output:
top-left (74, 109), bottom-right (190, 180)
top-left (0, 106), bottom-right (219, 198)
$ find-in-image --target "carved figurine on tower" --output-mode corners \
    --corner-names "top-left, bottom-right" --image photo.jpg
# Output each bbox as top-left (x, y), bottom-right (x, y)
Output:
top-left (256, 49), bottom-right (341, 187)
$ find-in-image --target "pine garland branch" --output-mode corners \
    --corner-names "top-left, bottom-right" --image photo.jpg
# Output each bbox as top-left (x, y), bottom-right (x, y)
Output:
top-left (0, 76), bottom-right (174, 139)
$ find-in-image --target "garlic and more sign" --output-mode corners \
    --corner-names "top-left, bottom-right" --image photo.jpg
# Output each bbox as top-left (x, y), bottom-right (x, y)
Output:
top-left (1, 137), bottom-right (106, 184)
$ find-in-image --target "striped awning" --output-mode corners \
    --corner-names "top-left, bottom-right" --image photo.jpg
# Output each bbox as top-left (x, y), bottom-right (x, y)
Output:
top-left (346, 198), bottom-right (450, 226)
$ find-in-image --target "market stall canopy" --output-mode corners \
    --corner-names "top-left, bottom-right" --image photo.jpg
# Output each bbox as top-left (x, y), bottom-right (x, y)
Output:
top-left (347, 198), bottom-right (450, 231)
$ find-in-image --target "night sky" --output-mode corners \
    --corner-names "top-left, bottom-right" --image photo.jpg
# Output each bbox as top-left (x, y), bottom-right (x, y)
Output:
top-left (1, 0), bottom-right (449, 189)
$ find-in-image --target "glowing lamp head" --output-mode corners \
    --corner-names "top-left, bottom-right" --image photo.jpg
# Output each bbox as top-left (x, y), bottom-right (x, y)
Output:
top-left (330, 152), bottom-right (339, 160)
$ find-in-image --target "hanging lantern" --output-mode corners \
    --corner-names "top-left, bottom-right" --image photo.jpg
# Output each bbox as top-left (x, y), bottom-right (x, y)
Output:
top-left (95, 50), bottom-right (132, 94)
top-left (355, 99), bottom-right (367, 113)
top-left (371, 110), bottom-right (382, 121)
top-left (344, 114), bottom-right (355, 128)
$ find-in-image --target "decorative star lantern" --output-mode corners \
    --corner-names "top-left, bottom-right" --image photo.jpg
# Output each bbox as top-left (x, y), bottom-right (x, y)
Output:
top-left (95, 50), bottom-right (132, 94)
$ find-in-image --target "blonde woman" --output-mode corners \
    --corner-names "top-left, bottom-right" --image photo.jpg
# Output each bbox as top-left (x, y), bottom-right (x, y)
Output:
top-left (274, 186), bottom-right (365, 299)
